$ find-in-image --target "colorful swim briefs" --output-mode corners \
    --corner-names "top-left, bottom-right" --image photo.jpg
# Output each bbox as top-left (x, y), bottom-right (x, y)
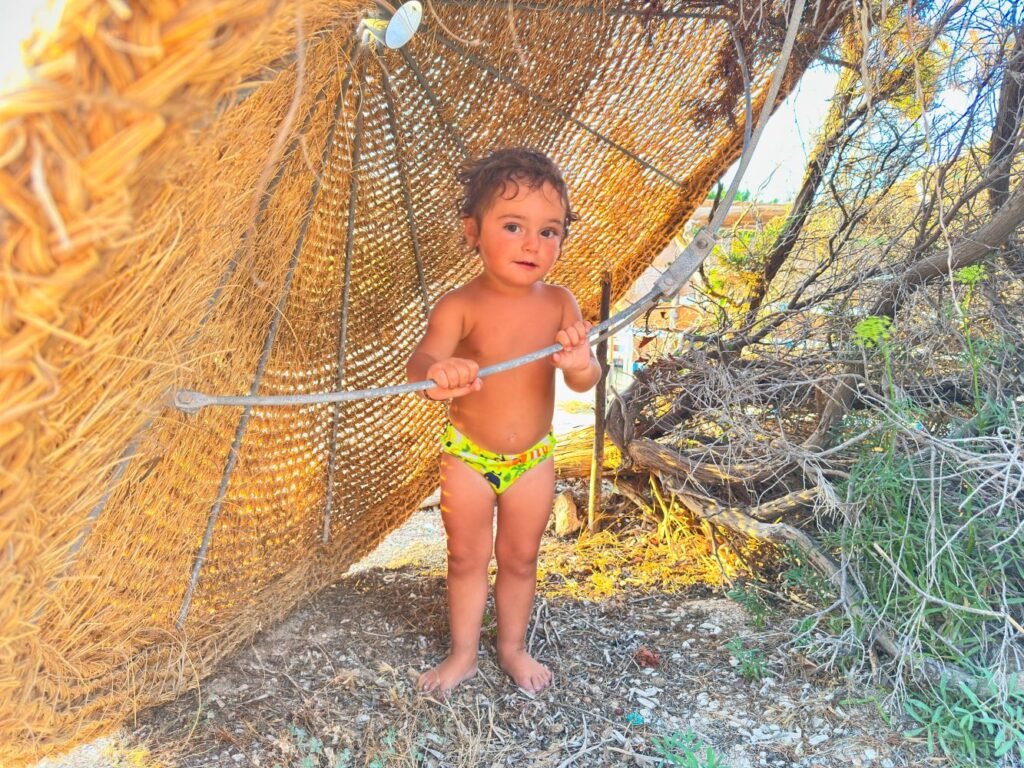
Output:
top-left (441, 423), bottom-right (555, 495)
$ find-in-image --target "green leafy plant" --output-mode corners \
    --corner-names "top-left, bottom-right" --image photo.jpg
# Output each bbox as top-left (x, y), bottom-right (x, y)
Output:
top-left (725, 637), bottom-right (768, 682)
top-left (278, 724), bottom-right (351, 768)
top-left (652, 730), bottom-right (728, 767)
top-left (851, 315), bottom-right (892, 348)
top-left (820, 400), bottom-right (1024, 765)
top-left (953, 264), bottom-right (988, 408)
top-left (853, 315), bottom-right (895, 400)
top-left (905, 674), bottom-right (1024, 765)
top-left (726, 581), bottom-right (772, 628)
top-left (368, 727), bottom-right (399, 768)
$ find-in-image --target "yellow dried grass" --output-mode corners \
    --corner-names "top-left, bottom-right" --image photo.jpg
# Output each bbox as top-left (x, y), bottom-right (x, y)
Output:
top-left (0, 0), bottom-right (841, 763)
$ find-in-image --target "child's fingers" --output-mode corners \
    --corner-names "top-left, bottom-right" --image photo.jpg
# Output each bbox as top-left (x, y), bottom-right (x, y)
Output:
top-left (558, 321), bottom-right (592, 349)
top-left (446, 379), bottom-right (482, 398)
top-left (426, 358), bottom-right (480, 395)
top-left (441, 358), bottom-right (475, 387)
top-left (432, 367), bottom-right (451, 390)
top-left (457, 359), bottom-right (479, 385)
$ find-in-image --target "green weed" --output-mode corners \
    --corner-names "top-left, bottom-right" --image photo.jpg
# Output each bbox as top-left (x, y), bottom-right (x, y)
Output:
top-left (651, 730), bottom-right (728, 767)
top-left (368, 727), bottom-right (399, 768)
top-left (905, 674), bottom-right (1024, 765)
top-left (816, 400), bottom-right (1024, 765)
top-left (277, 723), bottom-right (351, 768)
top-left (725, 637), bottom-right (768, 682)
top-left (953, 264), bottom-right (988, 408)
top-left (853, 315), bottom-right (895, 401)
top-left (726, 581), bottom-right (772, 628)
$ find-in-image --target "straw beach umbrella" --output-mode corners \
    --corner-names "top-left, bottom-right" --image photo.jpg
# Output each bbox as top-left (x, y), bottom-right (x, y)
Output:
top-left (0, 0), bottom-right (842, 760)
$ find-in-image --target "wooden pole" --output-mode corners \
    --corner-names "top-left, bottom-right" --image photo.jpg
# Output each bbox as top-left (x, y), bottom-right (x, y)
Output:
top-left (588, 272), bottom-right (612, 533)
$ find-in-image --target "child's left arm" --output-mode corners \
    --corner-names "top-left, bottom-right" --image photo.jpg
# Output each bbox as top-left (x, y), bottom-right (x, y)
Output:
top-left (552, 290), bottom-right (602, 392)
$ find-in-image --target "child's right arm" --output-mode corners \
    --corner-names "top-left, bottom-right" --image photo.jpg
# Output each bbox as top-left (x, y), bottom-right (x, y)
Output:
top-left (406, 293), bottom-right (482, 401)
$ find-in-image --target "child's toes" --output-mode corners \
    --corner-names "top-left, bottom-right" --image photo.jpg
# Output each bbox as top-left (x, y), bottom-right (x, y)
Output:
top-left (417, 671), bottom-right (438, 692)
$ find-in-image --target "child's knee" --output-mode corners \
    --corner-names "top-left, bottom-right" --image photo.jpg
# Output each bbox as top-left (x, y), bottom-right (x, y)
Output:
top-left (446, 543), bottom-right (491, 576)
top-left (495, 546), bottom-right (539, 578)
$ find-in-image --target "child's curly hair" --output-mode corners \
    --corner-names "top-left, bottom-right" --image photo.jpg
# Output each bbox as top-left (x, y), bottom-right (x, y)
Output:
top-left (458, 147), bottom-right (578, 237)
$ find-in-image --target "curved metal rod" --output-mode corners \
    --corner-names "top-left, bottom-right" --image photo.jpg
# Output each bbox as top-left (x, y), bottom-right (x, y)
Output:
top-left (174, 286), bottom-right (660, 413)
top-left (398, 46), bottom-right (469, 159)
top-left (377, 50), bottom-right (431, 313)
top-left (323, 57), bottom-right (367, 544)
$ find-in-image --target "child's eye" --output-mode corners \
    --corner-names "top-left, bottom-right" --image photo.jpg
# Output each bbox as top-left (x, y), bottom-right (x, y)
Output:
top-left (541, 228), bottom-right (562, 239)
top-left (503, 223), bottom-right (521, 233)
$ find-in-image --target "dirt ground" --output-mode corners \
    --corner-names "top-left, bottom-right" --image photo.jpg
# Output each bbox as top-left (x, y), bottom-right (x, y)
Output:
top-left (43, 502), bottom-right (934, 768)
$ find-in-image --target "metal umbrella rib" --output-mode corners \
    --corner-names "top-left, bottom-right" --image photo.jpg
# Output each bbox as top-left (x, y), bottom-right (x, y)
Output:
top-left (177, 41), bottom-right (363, 629)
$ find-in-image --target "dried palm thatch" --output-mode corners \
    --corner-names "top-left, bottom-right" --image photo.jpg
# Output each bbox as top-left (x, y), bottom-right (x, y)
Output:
top-left (0, 0), bottom-right (843, 761)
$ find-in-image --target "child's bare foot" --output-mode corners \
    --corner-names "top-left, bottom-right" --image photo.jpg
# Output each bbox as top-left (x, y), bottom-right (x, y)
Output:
top-left (417, 653), bottom-right (478, 694)
top-left (498, 648), bottom-right (552, 693)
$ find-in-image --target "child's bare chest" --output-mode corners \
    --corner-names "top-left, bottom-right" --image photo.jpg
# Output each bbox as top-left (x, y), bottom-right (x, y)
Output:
top-left (458, 299), bottom-right (562, 366)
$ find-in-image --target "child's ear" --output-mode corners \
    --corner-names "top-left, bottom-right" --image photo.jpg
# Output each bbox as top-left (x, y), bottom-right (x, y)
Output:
top-left (462, 216), bottom-right (479, 249)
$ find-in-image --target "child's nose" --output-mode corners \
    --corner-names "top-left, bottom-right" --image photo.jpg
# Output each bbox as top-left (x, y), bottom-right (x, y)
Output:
top-left (523, 231), bottom-right (539, 250)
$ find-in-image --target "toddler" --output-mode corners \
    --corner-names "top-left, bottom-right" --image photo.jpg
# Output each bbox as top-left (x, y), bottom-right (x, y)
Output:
top-left (407, 148), bottom-right (601, 693)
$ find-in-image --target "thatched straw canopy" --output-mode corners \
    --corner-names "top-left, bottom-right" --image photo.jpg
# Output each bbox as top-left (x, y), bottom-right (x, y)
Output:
top-left (0, 0), bottom-right (840, 761)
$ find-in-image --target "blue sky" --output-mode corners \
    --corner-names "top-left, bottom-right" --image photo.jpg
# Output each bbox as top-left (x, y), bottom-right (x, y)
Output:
top-left (719, 65), bottom-right (840, 203)
top-left (2, 1), bottom-right (836, 203)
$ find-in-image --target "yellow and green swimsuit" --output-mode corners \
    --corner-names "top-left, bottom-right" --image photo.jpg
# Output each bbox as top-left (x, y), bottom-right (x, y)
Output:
top-left (441, 423), bottom-right (555, 494)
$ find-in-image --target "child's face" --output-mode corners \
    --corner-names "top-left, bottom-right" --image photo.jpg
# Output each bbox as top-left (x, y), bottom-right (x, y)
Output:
top-left (464, 180), bottom-right (565, 289)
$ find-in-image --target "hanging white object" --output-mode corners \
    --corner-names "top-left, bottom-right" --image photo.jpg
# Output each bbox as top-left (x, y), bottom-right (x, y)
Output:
top-left (361, 1), bottom-right (422, 49)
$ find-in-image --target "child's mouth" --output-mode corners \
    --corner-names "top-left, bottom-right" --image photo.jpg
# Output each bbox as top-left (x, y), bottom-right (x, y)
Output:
top-left (514, 260), bottom-right (538, 268)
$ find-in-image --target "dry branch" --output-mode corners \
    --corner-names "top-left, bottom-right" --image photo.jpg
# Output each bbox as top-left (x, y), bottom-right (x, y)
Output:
top-left (628, 437), bottom-right (794, 487)
top-left (741, 0), bottom-right (969, 330)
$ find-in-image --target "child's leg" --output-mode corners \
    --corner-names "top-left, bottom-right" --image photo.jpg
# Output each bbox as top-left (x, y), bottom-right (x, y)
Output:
top-left (493, 457), bottom-right (554, 693)
top-left (418, 453), bottom-right (496, 693)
